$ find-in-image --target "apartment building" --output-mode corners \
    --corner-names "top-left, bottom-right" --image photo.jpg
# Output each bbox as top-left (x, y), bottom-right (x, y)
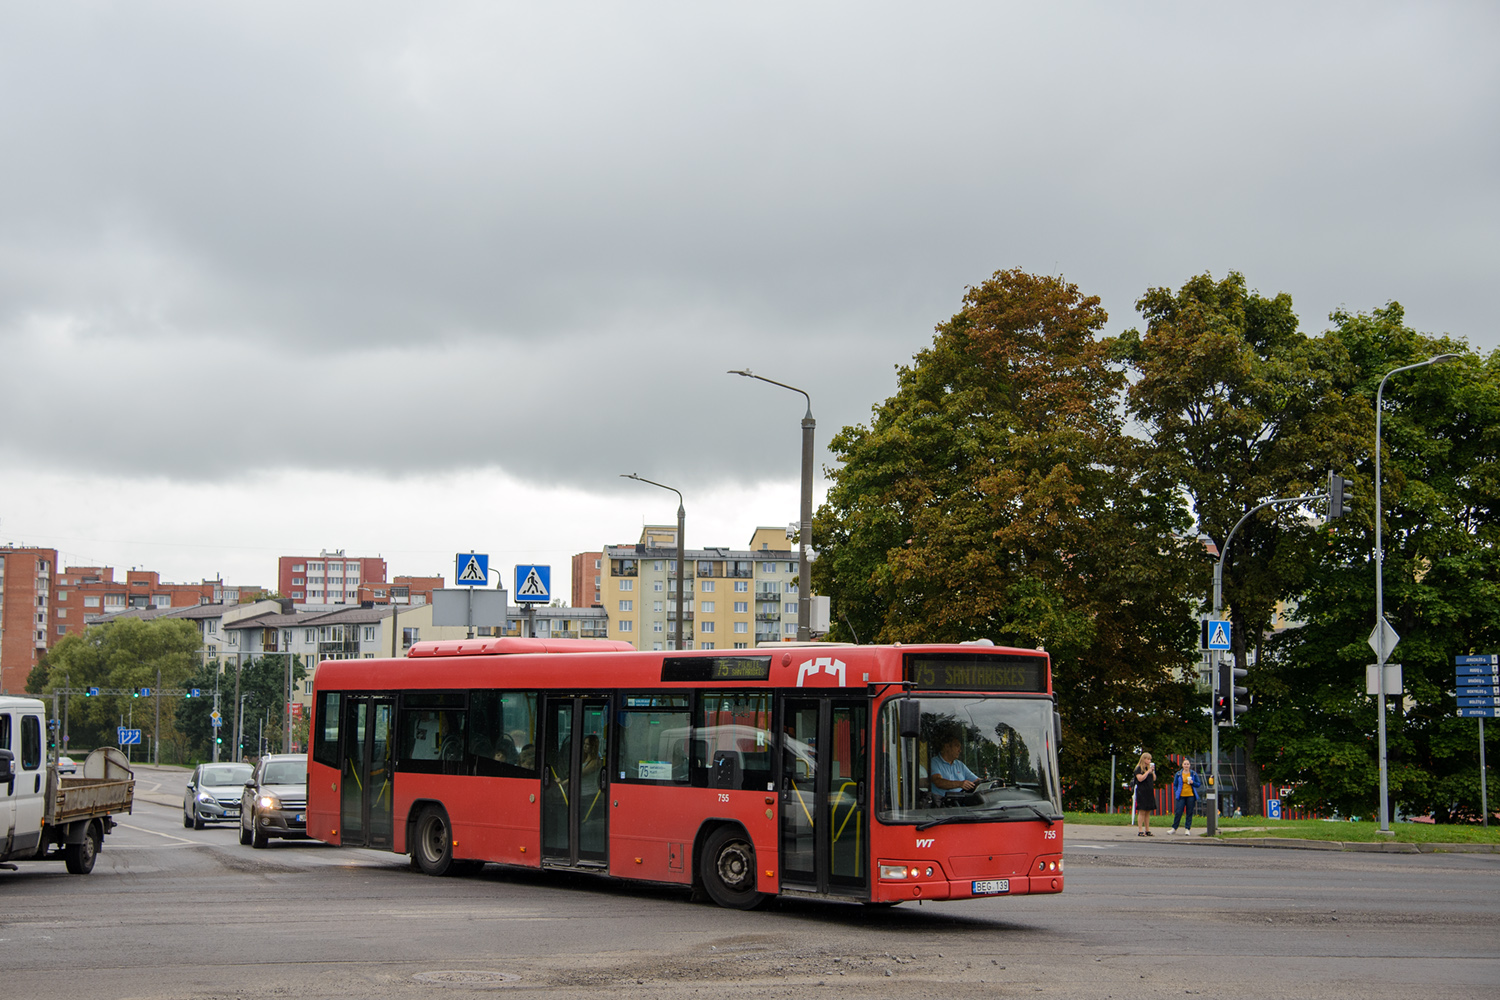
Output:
top-left (571, 551), bottom-right (603, 608)
top-left (0, 546), bottom-right (58, 695)
top-left (278, 550), bottom-right (388, 605)
top-left (52, 567), bottom-right (266, 639)
top-left (599, 526), bottom-right (801, 651)
top-left (356, 574), bottom-right (443, 606)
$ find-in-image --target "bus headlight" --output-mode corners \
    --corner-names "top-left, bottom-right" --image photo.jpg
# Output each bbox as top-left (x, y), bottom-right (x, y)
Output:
top-left (879, 864), bottom-right (910, 880)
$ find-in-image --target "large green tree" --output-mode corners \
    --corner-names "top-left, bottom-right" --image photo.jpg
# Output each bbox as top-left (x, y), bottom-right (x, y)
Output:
top-left (815, 268), bottom-right (1202, 807)
top-left (34, 617), bottom-right (203, 759)
top-left (1256, 305), bottom-right (1499, 821)
top-left (1112, 272), bottom-right (1369, 815)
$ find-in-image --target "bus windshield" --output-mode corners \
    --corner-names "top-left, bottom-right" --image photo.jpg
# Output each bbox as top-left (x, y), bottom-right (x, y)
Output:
top-left (877, 696), bottom-right (1061, 825)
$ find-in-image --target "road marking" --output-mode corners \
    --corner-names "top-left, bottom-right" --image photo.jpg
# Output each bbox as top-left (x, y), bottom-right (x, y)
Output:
top-left (117, 822), bottom-right (199, 844)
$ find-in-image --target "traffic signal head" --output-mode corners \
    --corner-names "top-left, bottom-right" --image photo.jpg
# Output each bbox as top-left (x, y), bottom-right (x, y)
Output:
top-left (1328, 471), bottom-right (1354, 521)
top-left (1217, 660), bottom-right (1249, 725)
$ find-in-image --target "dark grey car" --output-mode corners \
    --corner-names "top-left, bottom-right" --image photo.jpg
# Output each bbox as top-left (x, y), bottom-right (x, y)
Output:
top-left (239, 754), bottom-right (308, 848)
top-left (183, 762), bottom-right (254, 829)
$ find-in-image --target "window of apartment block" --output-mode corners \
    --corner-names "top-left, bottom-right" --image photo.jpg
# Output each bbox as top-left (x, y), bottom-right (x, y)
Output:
top-left (700, 601), bottom-right (714, 613)
top-left (104, 594), bottom-right (125, 608)
top-left (310, 562), bottom-right (323, 570)
top-left (293, 577), bottom-right (304, 585)
top-left (734, 621), bottom-right (748, 633)
top-left (734, 581), bottom-right (748, 593)
top-left (700, 580), bottom-right (714, 593)
top-left (701, 642), bottom-right (714, 650)
top-left (56, 608), bottom-right (67, 618)
top-left (618, 620), bottom-right (633, 632)
top-left (612, 559), bottom-right (637, 576)
top-left (653, 621), bottom-right (663, 633)
top-left (734, 601), bottom-right (748, 613)
top-left (84, 596), bottom-right (100, 608)
top-left (760, 562), bottom-right (777, 573)
top-left (700, 621), bottom-right (715, 633)
top-left (292, 592), bottom-right (304, 600)
top-left (785, 623), bottom-right (797, 635)
top-left (653, 601), bottom-right (664, 613)
top-left (403, 627), bottom-right (420, 647)
top-left (619, 579), bottom-right (633, 592)
top-left (697, 561), bottom-right (713, 576)
top-left (785, 602), bottom-right (798, 614)
top-left (292, 564), bottom-right (305, 572)
top-left (619, 600), bottom-right (633, 612)
top-left (206, 620), bottom-right (217, 634)
top-left (56, 590), bottom-right (68, 601)
top-left (786, 562), bottom-right (796, 574)
top-left (153, 595), bottom-right (171, 608)
top-left (363, 626), bottom-right (376, 642)
top-left (653, 581), bottom-right (663, 592)
top-left (653, 561), bottom-right (663, 572)
top-left (786, 582), bottom-right (798, 594)
top-left (734, 642), bottom-right (748, 649)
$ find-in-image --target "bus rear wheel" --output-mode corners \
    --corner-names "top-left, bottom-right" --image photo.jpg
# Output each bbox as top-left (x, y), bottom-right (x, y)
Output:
top-left (701, 826), bottom-right (764, 910)
top-left (413, 807), bottom-right (456, 876)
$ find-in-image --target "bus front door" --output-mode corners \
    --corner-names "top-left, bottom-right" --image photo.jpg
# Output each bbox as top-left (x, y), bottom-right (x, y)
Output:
top-left (339, 694), bottom-right (394, 849)
top-left (541, 695), bottom-right (609, 868)
top-left (780, 697), bottom-right (869, 895)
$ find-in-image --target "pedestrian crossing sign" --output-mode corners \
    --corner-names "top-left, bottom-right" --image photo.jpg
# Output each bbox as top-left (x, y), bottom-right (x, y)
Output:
top-left (515, 564), bottom-right (551, 603)
top-left (455, 552), bottom-right (489, 586)
top-left (1206, 620), bottom-right (1232, 650)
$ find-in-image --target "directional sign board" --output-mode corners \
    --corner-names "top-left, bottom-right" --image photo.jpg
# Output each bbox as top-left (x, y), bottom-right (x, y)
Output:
top-left (1458, 707), bottom-right (1500, 718)
top-left (1456, 654), bottom-right (1499, 666)
top-left (1455, 655), bottom-right (1499, 719)
top-left (1206, 620), bottom-right (1232, 651)
top-left (515, 565), bottom-right (551, 603)
top-left (118, 728), bottom-right (142, 745)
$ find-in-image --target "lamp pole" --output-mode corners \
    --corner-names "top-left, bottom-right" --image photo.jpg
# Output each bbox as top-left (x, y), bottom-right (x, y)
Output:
top-left (622, 474), bottom-right (686, 650)
top-left (1204, 492), bottom-right (1323, 836)
top-left (1374, 353), bottom-right (1459, 833)
top-left (729, 369), bottom-right (814, 639)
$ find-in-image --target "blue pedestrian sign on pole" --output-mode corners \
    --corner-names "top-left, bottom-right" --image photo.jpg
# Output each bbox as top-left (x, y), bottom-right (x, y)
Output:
top-left (118, 728), bottom-right (142, 745)
top-left (515, 565), bottom-right (551, 603)
top-left (455, 552), bottom-right (489, 586)
top-left (1206, 620), bottom-right (1232, 651)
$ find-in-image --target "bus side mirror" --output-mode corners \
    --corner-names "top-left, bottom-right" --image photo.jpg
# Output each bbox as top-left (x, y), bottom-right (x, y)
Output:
top-left (898, 700), bottom-right (921, 739)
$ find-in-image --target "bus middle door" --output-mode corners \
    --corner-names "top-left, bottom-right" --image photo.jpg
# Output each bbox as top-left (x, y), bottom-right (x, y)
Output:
top-left (780, 696), bottom-right (869, 895)
top-left (541, 695), bottom-right (609, 868)
top-left (339, 695), bottom-right (394, 849)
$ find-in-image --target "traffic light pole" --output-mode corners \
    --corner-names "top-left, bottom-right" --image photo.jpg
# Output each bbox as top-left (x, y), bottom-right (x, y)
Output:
top-left (1206, 490), bottom-right (1325, 836)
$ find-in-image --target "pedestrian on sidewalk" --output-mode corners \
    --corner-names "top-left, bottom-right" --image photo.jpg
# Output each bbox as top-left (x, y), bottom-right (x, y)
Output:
top-left (1131, 752), bottom-right (1157, 836)
top-left (1171, 759), bottom-right (1202, 834)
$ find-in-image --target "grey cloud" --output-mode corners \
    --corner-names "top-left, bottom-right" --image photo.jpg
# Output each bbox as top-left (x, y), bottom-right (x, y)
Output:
top-left (0, 3), bottom-right (1495, 491)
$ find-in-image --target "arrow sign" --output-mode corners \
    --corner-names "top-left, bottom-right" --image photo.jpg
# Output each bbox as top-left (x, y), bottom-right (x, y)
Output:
top-left (1458, 707), bottom-right (1500, 718)
top-left (1456, 654), bottom-right (1499, 666)
top-left (1457, 664), bottom-right (1500, 678)
top-left (1368, 617), bottom-right (1399, 660)
top-left (117, 728), bottom-right (142, 745)
top-left (455, 552), bottom-right (489, 586)
top-left (1458, 696), bottom-right (1500, 708)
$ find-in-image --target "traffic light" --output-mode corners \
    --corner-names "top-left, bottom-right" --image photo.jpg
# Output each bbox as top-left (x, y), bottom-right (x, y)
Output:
top-left (1328, 471), bottom-right (1354, 521)
top-left (1217, 660), bottom-right (1248, 725)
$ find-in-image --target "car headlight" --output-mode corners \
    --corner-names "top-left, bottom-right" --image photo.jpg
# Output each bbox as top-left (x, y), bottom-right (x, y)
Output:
top-left (197, 791), bottom-right (216, 804)
top-left (257, 793), bottom-right (281, 811)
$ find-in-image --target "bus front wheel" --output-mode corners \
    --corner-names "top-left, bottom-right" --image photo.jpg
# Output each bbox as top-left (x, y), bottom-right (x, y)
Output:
top-left (413, 807), bottom-right (456, 876)
top-left (701, 826), bottom-right (764, 910)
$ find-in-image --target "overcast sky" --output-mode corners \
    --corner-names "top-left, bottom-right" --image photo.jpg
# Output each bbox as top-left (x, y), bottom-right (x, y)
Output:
top-left (1, 3), bottom-right (1495, 596)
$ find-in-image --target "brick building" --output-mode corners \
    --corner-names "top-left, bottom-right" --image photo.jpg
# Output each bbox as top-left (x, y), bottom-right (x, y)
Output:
top-left (0, 546), bottom-right (58, 695)
top-left (571, 551), bottom-right (603, 608)
top-left (278, 550), bottom-right (388, 605)
top-left (356, 574), bottom-right (443, 606)
top-left (53, 568), bottom-right (266, 639)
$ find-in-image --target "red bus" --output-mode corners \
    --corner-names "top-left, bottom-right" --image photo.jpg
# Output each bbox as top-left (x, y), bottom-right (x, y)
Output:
top-left (307, 638), bottom-right (1064, 908)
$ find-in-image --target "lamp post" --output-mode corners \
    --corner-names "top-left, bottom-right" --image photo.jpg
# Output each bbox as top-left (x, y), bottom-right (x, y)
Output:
top-left (622, 474), bottom-right (686, 650)
top-left (1204, 492), bottom-right (1322, 836)
top-left (729, 369), bottom-right (814, 640)
top-left (1373, 353), bottom-right (1459, 833)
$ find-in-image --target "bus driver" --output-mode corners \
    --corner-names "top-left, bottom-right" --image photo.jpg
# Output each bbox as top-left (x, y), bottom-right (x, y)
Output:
top-left (930, 736), bottom-right (981, 801)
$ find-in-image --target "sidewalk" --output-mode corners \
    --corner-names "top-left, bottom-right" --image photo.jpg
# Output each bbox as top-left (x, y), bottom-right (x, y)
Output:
top-left (1064, 822), bottom-right (1500, 854)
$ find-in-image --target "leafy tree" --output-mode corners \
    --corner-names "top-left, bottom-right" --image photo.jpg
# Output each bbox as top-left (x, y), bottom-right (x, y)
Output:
top-left (1112, 272), bottom-right (1369, 815)
top-left (230, 654), bottom-right (308, 757)
top-left (1256, 305), bottom-right (1498, 821)
top-left (815, 268), bottom-right (1202, 808)
top-left (34, 618), bottom-right (203, 758)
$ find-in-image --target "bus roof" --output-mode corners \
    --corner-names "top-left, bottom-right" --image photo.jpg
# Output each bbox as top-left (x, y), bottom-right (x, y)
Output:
top-left (313, 642), bottom-right (1051, 696)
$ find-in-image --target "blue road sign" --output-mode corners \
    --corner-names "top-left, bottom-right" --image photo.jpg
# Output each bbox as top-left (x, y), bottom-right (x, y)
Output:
top-left (1458, 696), bottom-right (1500, 708)
top-left (118, 728), bottom-right (142, 745)
top-left (189, 688), bottom-right (201, 698)
top-left (1455, 654), bottom-right (1499, 666)
top-left (1267, 799), bottom-right (1282, 820)
top-left (1458, 707), bottom-right (1500, 718)
top-left (1206, 620), bottom-right (1232, 651)
top-left (139, 687), bottom-right (152, 698)
top-left (87, 687), bottom-right (99, 696)
top-left (455, 552), bottom-right (489, 586)
top-left (1457, 665), bottom-right (1500, 680)
top-left (1457, 685), bottom-right (1500, 699)
top-left (515, 564), bottom-right (551, 603)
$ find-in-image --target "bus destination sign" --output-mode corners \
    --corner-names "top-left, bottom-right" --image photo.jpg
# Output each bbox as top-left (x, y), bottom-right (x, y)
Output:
top-left (661, 656), bottom-right (774, 683)
top-left (905, 653), bottom-right (1048, 693)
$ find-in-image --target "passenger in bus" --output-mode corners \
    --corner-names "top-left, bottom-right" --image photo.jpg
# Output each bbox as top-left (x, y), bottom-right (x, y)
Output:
top-left (493, 734), bottom-right (519, 765)
top-left (929, 736), bottom-right (981, 802)
top-left (580, 735), bottom-right (604, 794)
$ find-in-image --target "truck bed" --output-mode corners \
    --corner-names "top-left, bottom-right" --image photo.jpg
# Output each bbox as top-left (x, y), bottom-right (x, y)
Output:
top-left (49, 774), bottom-right (135, 825)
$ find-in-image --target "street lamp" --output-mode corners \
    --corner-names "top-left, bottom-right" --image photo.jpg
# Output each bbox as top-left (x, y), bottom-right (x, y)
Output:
top-left (1202, 491), bottom-right (1323, 836)
top-left (622, 474), bottom-right (686, 650)
top-left (1373, 353), bottom-right (1460, 833)
top-left (728, 369), bottom-right (814, 640)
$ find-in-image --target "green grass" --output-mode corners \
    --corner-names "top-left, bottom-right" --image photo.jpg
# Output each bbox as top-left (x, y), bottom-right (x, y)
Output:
top-left (1064, 811), bottom-right (1500, 844)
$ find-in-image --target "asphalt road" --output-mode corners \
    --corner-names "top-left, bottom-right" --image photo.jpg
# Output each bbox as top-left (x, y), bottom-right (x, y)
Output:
top-left (2, 765), bottom-right (1496, 1000)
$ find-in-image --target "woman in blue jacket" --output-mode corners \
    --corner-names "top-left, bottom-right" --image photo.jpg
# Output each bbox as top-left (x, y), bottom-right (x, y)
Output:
top-left (1171, 759), bottom-right (1204, 834)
